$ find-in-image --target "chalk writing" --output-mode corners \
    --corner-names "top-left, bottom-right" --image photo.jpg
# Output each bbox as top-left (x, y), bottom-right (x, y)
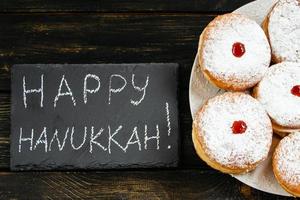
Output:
top-left (18, 127), bottom-right (34, 152)
top-left (165, 102), bottom-right (172, 149)
top-left (108, 74), bottom-right (127, 105)
top-left (11, 64), bottom-right (179, 170)
top-left (130, 74), bottom-right (149, 106)
top-left (23, 74), bottom-right (44, 108)
top-left (49, 128), bottom-right (69, 151)
top-left (70, 127), bottom-right (86, 150)
top-left (54, 75), bottom-right (76, 108)
top-left (33, 127), bottom-right (47, 152)
top-left (90, 126), bottom-right (107, 153)
top-left (144, 125), bottom-right (160, 150)
top-left (125, 126), bottom-right (142, 151)
top-left (83, 74), bottom-right (101, 104)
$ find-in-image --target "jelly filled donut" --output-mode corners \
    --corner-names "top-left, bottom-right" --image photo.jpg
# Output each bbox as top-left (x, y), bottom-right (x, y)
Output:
top-left (198, 13), bottom-right (271, 91)
top-left (253, 62), bottom-right (300, 137)
top-left (273, 132), bottom-right (300, 197)
top-left (192, 92), bottom-right (273, 174)
top-left (263, 0), bottom-right (300, 63)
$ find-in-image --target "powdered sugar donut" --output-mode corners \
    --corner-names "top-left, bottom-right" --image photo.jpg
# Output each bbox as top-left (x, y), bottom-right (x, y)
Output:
top-left (253, 62), bottom-right (300, 136)
top-left (263, 0), bottom-right (300, 63)
top-left (273, 132), bottom-right (300, 197)
top-left (198, 13), bottom-right (271, 91)
top-left (192, 92), bottom-right (273, 174)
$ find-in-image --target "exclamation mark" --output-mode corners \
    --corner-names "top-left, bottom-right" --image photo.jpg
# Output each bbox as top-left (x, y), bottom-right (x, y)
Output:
top-left (165, 102), bottom-right (171, 149)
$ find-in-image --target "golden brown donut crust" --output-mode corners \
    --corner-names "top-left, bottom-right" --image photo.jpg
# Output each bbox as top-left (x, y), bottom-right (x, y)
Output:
top-left (262, 3), bottom-right (282, 64)
top-left (273, 133), bottom-right (300, 197)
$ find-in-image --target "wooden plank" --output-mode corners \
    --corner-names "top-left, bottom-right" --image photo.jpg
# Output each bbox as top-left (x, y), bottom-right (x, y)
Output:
top-left (0, 93), bottom-right (9, 133)
top-left (0, 13), bottom-right (214, 92)
top-left (0, 91), bottom-right (203, 169)
top-left (1, 0), bottom-right (253, 13)
top-left (0, 94), bottom-right (10, 169)
top-left (0, 135), bottom-right (9, 170)
top-left (0, 170), bottom-right (291, 199)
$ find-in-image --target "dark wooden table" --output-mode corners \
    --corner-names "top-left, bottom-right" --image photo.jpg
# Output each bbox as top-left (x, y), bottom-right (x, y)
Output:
top-left (0, 0), bottom-right (295, 199)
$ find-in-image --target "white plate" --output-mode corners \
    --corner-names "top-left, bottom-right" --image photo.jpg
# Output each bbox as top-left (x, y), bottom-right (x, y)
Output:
top-left (189, 0), bottom-right (291, 196)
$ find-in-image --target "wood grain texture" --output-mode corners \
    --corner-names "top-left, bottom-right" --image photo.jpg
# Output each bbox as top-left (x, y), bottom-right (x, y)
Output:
top-left (0, 94), bottom-right (9, 169)
top-left (0, 170), bottom-right (293, 199)
top-left (0, 13), bottom-right (215, 92)
top-left (2, 0), bottom-right (253, 13)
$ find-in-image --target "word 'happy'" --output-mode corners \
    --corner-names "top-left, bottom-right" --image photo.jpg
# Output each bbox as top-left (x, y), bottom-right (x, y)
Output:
top-left (23, 73), bottom-right (149, 108)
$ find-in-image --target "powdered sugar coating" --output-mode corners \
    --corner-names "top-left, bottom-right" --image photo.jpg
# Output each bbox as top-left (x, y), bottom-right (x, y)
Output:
top-left (267, 0), bottom-right (300, 63)
top-left (255, 62), bottom-right (300, 128)
top-left (274, 132), bottom-right (300, 186)
top-left (194, 92), bottom-right (273, 168)
top-left (199, 13), bottom-right (271, 89)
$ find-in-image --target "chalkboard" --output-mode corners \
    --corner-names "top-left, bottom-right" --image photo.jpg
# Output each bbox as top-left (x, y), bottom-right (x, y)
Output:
top-left (10, 64), bottom-right (179, 171)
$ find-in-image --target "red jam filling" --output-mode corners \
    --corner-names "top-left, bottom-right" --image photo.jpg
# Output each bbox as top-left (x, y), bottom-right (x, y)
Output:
top-left (232, 42), bottom-right (245, 58)
top-left (231, 120), bottom-right (247, 134)
top-left (291, 85), bottom-right (300, 97)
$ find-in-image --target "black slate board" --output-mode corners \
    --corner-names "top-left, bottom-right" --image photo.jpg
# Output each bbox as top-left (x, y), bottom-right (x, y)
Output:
top-left (10, 63), bottom-right (179, 171)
